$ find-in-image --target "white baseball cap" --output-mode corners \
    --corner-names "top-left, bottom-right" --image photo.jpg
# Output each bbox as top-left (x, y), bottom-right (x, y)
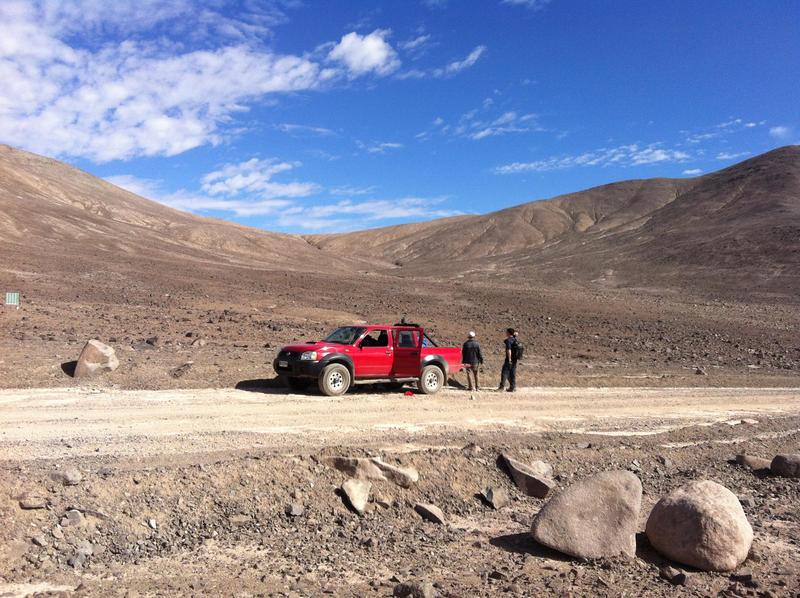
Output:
top-left (468, 331), bottom-right (476, 338)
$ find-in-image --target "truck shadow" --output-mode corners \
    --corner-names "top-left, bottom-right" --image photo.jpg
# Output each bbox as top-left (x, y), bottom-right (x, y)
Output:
top-left (235, 378), bottom-right (427, 396)
top-left (235, 378), bottom-right (292, 394)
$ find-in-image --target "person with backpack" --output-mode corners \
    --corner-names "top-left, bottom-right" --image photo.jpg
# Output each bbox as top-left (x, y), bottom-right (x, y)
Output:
top-left (498, 327), bottom-right (521, 392)
top-left (461, 331), bottom-right (484, 391)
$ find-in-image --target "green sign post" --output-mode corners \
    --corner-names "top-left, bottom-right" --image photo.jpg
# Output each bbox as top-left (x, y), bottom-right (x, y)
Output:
top-left (5, 292), bottom-right (20, 308)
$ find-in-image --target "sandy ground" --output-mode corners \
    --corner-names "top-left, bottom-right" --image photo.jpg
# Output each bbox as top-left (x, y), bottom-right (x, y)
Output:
top-left (2, 386), bottom-right (799, 461)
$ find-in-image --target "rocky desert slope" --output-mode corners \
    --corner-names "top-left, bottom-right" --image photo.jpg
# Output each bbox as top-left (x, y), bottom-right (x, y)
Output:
top-left (0, 144), bottom-right (798, 391)
top-left (313, 147), bottom-right (800, 296)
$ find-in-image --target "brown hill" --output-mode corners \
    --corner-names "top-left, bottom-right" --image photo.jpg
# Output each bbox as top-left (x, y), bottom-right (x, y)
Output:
top-left (312, 146), bottom-right (800, 296)
top-left (0, 144), bottom-right (352, 278)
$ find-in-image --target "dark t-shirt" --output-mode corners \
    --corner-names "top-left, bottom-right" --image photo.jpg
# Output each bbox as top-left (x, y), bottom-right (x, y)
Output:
top-left (504, 337), bottom-right (517, 362)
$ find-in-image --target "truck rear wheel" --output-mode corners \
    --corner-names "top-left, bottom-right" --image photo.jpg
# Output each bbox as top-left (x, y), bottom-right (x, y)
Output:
top-left (419, 364), bottom-right (444, 394)
top-left (318, 363), bottom-right (351, 396)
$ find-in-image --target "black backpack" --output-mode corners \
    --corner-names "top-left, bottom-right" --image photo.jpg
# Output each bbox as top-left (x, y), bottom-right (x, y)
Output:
top-left (513, 339), bottom-right (525, 361)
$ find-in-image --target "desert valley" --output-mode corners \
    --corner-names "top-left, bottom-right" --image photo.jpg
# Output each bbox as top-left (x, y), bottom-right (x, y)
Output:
top-left (0, 142), bottom-right (798, 596)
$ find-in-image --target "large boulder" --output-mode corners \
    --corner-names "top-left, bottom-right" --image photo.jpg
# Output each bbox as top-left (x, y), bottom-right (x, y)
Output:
top-left (531, 470), bottom-right (642, 560)
top-left (501, 454), bottom-right (555, 498)
top-left (645, 480), bottom-right (753, 571)
top-left (74, 340), bottom-right (119, 378)
top-left (770, 454), bottom-right (800, 478)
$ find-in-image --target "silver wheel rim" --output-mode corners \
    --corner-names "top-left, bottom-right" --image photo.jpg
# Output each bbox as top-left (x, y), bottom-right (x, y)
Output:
top-left (424, 370), bottom-right (439, 390)
top-left (329, 371), bottom-right (344, 391)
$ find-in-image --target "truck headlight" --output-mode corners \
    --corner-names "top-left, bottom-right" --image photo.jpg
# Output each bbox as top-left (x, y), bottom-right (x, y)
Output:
top-left (300, 351), bottom-right (318, 361)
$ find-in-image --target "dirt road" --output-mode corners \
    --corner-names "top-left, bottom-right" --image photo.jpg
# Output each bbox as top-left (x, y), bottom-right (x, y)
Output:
top-left (2, 385), bottom-right (799, 597)
top-left (2, 386), bottom-right (798, 461)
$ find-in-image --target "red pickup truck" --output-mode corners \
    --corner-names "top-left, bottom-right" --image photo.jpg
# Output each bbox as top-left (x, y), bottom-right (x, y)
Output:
top-left (273, 324), bottom-right (462, 396)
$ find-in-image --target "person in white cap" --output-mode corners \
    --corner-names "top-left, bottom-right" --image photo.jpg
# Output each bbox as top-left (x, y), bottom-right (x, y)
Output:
top-left (461, 331), bottom-right (484, 391)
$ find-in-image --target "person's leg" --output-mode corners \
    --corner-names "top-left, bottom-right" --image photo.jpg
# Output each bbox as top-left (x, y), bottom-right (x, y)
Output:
top-left (507, 361), bottom-right (517, 391)
top-left (473, 366), bottom-right (480, 390)
top-left (466, 365), bottom-right (474, 390)
top-left (499, 361), bottom-right (509, 389)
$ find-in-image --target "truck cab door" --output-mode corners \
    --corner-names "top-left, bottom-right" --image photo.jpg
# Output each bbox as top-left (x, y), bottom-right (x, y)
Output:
top-left (355, 328), bottom-right (393, 377)
top-left (392, 329), bottom-right (421, 378)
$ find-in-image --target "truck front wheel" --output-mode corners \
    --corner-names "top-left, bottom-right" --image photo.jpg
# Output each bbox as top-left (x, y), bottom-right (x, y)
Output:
top-left (318, 363), bottom-right (351, 396)
top-left (419, 364), bottom-right (444, 394)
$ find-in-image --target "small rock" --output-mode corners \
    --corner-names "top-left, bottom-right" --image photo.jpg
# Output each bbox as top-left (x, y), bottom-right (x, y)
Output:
top-left (60, 509), bottom-right (84, 527)
top-left (531, 470), bottom-right (642, 560)
top-left (481, 486), bottom-right (510, 510)
top-left (285, 503), bottom-right (305, 517)
top-left (646, 480), bottom-right (753, 571)
top-left (735, 454), bottom-right (771, 471)
top-left (657, 455), bottom-right (672, 468)
top-left (414, 503), bottom-right (446, 524)
top-left (74, 340), bottom-right (119, 378)
top-left (19, 498), bottom-right (47, 510)
top-left (342, 479), bottom-right (371, 515)
top-left (393, 581), bottom-right (436, 598)
top-left (770, 454), bottom-right (800, 478)
top-left (170, 362), bottom-right (193, 378)
top-left (501, 454), bottom-right (555, 498)
top-left (660, 565), bottom-right (688, 586)
top-left (191, 337), bottom-right (207, 348)
top-left (147, 518), bottom-right (157, 530)
top-left (31, 534), bottom-right (48, 547)
top-left (695, 367), bottom-right (707, 375)
top-left (68, 540), bottom-right (93, 569)
top-left (461, 442), bottom-right (482, 456)
top-left (739, 495), bottom-right (756, 508)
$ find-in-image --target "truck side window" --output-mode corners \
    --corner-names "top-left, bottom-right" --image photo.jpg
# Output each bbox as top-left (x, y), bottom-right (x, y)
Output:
top-left (360, 329), bottom-right (389, 347)
top-left (397, 330), bottom-right (418, 347)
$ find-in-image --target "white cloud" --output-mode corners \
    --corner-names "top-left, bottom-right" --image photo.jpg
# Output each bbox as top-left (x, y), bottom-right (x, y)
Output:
top-left (0, 3), bottom-right (404, 162)
top-left (684, 118), bottom-right (766, 144)
top-left (433, 45), bottom-right (486, 77)
top-left (276, 123), bottom-right (335, 136)
top-left (105, 172), bottom-right (457, 231)
top-left (200, 158), bottom-right (319, 198)
top-left (502, 0), bottom-right (552, 9)
top-left (682, 168), bottom-right (703, 175)
top-left (495, 143), bottom-right (691, 174)
top-left (716, 151), bottom-right (750, 161)
top-left (769, 125), bottom-right (791, 139)
top-left (329, 185), bottom-right (378, 196)
top-left (400, 34), bottom-right (432, 52)
top-left (358, 141), bottom-right (404, 154)
top-left (328, 30), bottom-right (400, 76)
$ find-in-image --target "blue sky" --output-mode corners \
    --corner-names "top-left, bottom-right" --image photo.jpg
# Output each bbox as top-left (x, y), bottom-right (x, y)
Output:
top-left (1, 0), bottom-right (798, 232)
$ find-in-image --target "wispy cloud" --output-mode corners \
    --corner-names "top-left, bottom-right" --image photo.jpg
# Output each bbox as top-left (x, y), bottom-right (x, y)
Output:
top-left (397, 45), bottom-right (486, 79)
top-left (769, 125), bottom-right (791, 139)
top-left (502, 0), bottom-right (552, 9)
top-left (433, 45), bottom-right (486, 77)
top-left (426, 105), bottom-right (544, 141)
top-left (357, 140), bottom-right (404, 154)
top-left (275, 123), bottom-right (335, 136)
top-left (106, 171), bottom-right (457, 231)
top-left (715, 151), bottom-right (750, 161)
top-left (683, 118), bottom-right (765, 144)
top-left (200, 158), bottom-right (319, 198)
top-left (682, 168), bottom-right (703, 175)
top-left (495, 143), bottom-right (691, 174)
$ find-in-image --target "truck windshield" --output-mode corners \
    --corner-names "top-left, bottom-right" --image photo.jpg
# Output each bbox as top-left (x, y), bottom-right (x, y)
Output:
top-left (323, 326), bottom-right (366, 345)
